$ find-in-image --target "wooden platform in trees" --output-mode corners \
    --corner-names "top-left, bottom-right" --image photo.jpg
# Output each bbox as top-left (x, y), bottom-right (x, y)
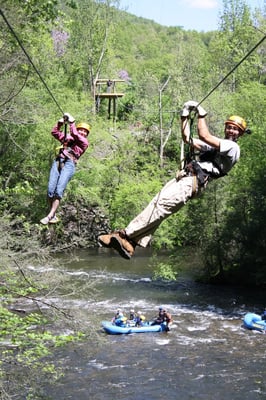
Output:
top-left (94, 79), bottom-right (126, 120)
top-left (96, 92), bottom-right (125, 98)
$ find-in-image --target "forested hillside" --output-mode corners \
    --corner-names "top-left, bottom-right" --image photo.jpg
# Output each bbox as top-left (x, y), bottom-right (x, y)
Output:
top-left (1, 0), bottom-right (266, 286)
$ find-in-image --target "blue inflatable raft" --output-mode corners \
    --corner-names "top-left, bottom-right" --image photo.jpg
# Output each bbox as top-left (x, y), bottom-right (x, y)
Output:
top-left (102, 321), bottom-right (167, 335)
top-left (243, 313), bottom-right (266, 332)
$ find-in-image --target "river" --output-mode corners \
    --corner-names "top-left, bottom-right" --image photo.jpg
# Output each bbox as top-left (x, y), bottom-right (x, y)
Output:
top-left (34, 248), bottom-right (265, 400)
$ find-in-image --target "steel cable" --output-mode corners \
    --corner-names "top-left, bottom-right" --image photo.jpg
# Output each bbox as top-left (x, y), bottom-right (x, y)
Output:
top-left (198, 33), bottom-right (266, 106)
top-left (0, 8), bottom-right (64, 115)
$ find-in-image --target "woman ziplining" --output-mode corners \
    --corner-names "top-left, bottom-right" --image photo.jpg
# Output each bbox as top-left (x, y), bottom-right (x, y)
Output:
top-left (0, 9), bottom-right (91, 225)
top-left (40, 113), bottom-right (90, 225)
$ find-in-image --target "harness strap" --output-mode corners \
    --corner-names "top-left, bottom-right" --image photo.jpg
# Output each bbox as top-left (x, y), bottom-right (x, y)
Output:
top-left (175, 167), bottom-right (198, 196)
top-left (190, 175), bottom-right (198, 196)
top-left (176, 159), bottom-right (211, 196)
top-left (187, 161), bottom-right (210, 187)
top-left (56, 157), bottom-right (65, 172)
top-left (199, 150), bottom-right (226, 177)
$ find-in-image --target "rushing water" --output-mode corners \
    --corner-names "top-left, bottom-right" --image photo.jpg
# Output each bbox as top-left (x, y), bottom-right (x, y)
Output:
top-left (30, 248), bottom-right (265, 400)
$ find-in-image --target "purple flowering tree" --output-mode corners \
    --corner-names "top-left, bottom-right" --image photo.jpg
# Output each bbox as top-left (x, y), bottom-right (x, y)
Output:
top-left (51, 30), bottom-right (69, 57)
top-left (118, 69), bottom-right (131, 82)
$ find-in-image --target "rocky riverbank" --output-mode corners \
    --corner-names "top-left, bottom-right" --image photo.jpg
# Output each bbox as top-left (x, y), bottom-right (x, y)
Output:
top-left (40, 203), bottom-right (111, 250)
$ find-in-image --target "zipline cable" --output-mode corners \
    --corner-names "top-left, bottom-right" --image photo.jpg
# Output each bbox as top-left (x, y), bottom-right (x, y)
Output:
top-left (0, 8), bottom-right (64, 115)
top-left (198, 33), bottom-right (266, 106)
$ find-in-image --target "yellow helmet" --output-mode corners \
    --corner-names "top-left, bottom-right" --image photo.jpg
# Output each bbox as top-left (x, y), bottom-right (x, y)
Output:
top-left (225, 115), bottom-right (247, 132)
top-left (76, 122), bottom-right (90, 133)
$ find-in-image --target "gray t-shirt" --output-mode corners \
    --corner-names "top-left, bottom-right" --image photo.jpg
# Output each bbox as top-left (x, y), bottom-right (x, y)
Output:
top-left (197, 139), bottom-right (240, 177)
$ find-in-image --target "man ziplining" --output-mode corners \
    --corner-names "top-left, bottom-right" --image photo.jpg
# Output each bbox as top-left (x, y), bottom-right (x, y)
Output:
top-left (98, 100), bottom-right (249, 259)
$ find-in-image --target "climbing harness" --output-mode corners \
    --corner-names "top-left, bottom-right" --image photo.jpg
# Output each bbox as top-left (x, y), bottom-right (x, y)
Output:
top-left (179, 114), bottom-right (223, 193)
top-left (178, 113), bottom-right (224, 194)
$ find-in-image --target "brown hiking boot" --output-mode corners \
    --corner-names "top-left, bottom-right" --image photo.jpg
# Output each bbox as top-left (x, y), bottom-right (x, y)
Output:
top-left (98, 230), bottom-right (135, 259)
top-left (98, 230), bottom-right (126, 248)
top-left (110, 232), bottom-right (135, 260)
top-left (98, 234), bottom-right (113, 248)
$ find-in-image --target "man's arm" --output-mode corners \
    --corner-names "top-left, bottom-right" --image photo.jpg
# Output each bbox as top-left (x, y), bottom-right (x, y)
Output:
top-left (180, 100), bottom-right (221, 150)
top-left (180, 117), bottom-right (205, 151)
top-left (197, 117), bottom-right (221, 150)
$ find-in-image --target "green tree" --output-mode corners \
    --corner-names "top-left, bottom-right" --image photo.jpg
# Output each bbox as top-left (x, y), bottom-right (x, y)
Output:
top-left (209, 0), bottom-right (262, 91)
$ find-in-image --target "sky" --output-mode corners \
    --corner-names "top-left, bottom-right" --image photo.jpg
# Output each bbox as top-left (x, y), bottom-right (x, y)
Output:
top-left (118, 0), bottom-right (264, 32)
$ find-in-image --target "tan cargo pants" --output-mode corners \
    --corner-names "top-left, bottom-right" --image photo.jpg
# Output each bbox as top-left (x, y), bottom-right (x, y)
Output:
top-left (125, 175), bottom-right (200, 247)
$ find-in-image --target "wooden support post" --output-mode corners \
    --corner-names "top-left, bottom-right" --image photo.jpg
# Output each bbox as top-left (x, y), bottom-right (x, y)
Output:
top-left (113, 97), bottom-right (116, 122)
top-left (108, 98), bottom-right (111, 119)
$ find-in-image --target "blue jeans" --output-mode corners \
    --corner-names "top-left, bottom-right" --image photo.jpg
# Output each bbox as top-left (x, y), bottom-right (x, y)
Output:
top-left (48, 158), bottom-right (75, 199)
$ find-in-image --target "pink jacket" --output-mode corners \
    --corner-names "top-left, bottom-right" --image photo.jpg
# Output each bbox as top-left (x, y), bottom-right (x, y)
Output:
top-left (51, 122), bottom-right (89, 162)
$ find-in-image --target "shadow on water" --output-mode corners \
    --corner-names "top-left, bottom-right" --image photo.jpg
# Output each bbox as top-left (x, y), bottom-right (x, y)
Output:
top-left (34, 248), bottom-right (265, 400)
